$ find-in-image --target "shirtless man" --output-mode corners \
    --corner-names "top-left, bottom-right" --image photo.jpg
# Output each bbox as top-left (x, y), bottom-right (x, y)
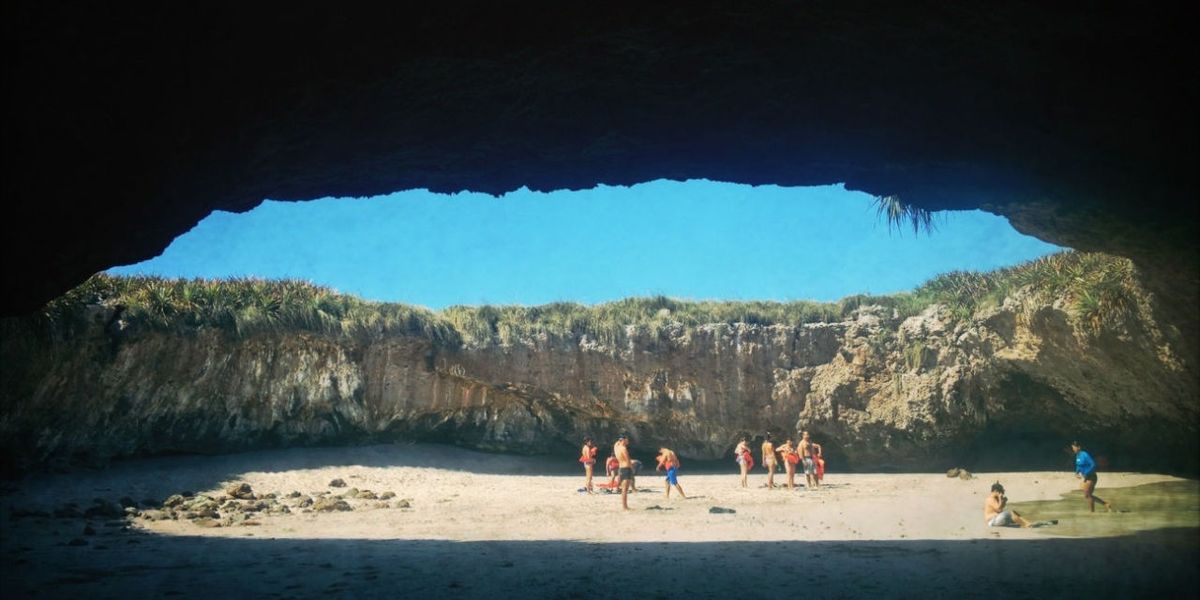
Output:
top-left (984, 482), bottom-right (1033, 528)
top-left (655, 447), bottom-right (687, 499)
top-left (799, 431), bottom-right (818, 489)
top-left (615, 434), bottom-right (633, 510)
top-left (761, 434), bottom-right (777, 489)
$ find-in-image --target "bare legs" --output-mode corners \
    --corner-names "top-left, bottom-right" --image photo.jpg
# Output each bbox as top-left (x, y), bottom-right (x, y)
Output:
top-left (1011, 511), bottom-right (1033, 528)
top-left (621, 478), bottom-right (631, 510)
top-left (1082, 479), bottom-right (1113, 512)
top-left (806, 460), bottom-right (819, 489)
top-left (739, 463), bottom-right (749, 488)
top-left (784, 463), bottom-right (796, 490)
top-left (665, 482), bottom-right (686, 499)
top-left (584, 463), bottom-right (594, 493)
top-left (766, 462), bottom-right (776, 489)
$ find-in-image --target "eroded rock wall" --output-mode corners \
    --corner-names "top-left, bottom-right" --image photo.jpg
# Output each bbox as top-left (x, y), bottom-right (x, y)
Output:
top-left (3, 283), bottom-right (1194, 473)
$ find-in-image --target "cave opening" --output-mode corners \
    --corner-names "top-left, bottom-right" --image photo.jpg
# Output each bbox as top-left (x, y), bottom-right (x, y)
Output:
top-left (105, 179), bottom-right (1062, 309)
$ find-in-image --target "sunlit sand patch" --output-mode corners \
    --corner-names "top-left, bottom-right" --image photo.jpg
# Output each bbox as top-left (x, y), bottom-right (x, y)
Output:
top-left (8, 444), bottom-right (1187, 543)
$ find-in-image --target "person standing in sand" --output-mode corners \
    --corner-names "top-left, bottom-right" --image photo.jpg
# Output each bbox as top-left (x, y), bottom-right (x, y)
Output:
top-left (655, 447), bottom-right (687, 499)
top-left (1072, 441), bottom-right (1115, 513)
top-left (798, 431), bottom-right (819, 489)
top-left (776, 437), bottom-right (800, 490)
top-left (812, 438), bottom-right (825, 483)
top-left (734, 437), bottom-right (753, 488)
top-left (579, 437), bottom-right (598, 493)
top-left (761, 434), bottom-right (777, 489)
top-left (615, 434), bottom-right (633, 510)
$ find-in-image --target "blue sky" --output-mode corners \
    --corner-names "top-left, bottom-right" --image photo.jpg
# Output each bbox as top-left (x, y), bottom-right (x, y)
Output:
top-left (109, 180), bottom-right (1062, 307)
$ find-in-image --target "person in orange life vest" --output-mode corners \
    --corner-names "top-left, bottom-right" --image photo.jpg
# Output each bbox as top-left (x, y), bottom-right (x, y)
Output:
top-left (579, 436), bottom-right (598, 493)
top-left (776, 437), bottom-right (800, 491)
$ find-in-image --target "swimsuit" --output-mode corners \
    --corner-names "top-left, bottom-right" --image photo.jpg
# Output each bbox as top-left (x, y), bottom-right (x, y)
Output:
top-left (987, 510), bottom-right (1015, 527)
top-left (665, 466), bottom-right (679, 486)
top-left (802, 457), bottom-right (816, 474)
top-left (618, 467), bottom-right (633, 482)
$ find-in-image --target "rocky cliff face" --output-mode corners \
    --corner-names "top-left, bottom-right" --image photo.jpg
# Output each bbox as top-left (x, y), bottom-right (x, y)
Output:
top-left (2, 280), bottom-right (1195, 474)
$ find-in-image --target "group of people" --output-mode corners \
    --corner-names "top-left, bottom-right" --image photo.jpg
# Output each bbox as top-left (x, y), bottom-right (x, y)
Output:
top-left (586, 434), bottom-right (1115, 525)
top-left (984, 441), bottom-right (1116, 528)
top-left (579, 434), bottom-right (684, 510)
top-left (734, 431), bottom-right (825, 491)
top-left (579, 430), bottom-right (827, 511)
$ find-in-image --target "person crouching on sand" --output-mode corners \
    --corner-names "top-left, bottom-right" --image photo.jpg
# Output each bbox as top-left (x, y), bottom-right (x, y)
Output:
top-left (580, 436), bottom-right (598, 493)
top-left (1072, 441), bottom-right (1115, 513)
top-left (656, 447), bottom-right (687, 499)
top-left (777, 437), bottom-right (799, 490)
top-left (735, 437), bottom-right (753, 488)
top-left (605, 454), bottom-right (620, 488)
top-left (615, 434), bottom-right (633, 510)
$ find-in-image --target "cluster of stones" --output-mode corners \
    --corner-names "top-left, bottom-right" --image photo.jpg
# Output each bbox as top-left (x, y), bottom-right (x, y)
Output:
top-left (945, 468), bottom-right (975, 480)
top-left (137, 480), bottom-right (413, 528)
top-left (10, 478), bottom-right (413, 537)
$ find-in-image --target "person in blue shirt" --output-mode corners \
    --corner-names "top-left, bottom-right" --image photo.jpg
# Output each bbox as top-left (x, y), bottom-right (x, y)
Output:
top-left (1072, 441), bottom-right (1114, 513)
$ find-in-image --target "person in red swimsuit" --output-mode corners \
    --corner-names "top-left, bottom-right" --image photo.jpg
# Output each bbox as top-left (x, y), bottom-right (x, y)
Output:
top-left (579, 436), bottom-right (598, 493)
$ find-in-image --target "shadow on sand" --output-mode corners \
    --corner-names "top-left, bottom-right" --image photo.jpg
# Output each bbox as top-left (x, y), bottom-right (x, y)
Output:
top-left (5, 444), bottom-right (589, 507)
top-left (2, 524), bottom-right (1196, 599)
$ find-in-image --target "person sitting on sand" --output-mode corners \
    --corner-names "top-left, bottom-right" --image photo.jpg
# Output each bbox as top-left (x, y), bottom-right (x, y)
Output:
top-left (656, 447), bottom-right (687, 499)
top-left (615, 434), bottom-right (633, 510)
top-left (1072, 441), bottom-right (1115, 513)
top-left (761, 433), bottom-right (777, 489)
top-left (984, 482), bottom-right (1034, 528)
top-left (734, 437), bottom-right (753, 488)
top-left (799, 431), bottom-right (818, 489)
top-left (580, 436), bottom-right (598, 493)
top-left (605, 454), bottom-right (620, 488)
top-left (776, 438), bottom-right (799, 490)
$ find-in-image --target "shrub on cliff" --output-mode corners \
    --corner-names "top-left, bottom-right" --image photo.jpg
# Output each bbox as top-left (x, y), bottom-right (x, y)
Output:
top-left (37, 251), bottom-right (1141, 345)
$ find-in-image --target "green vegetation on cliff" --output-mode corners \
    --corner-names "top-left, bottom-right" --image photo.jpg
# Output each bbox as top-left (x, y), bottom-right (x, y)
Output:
top-left (42, 251), bottom-right (1139, 346)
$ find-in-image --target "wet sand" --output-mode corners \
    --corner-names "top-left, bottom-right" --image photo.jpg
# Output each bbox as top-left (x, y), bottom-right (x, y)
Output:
top-left (2, 444), bottom-right (1197, 598)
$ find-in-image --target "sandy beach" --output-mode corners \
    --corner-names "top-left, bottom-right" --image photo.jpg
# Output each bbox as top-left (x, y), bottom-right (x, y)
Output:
top-left (2, 443), bottom-right (1197, 598)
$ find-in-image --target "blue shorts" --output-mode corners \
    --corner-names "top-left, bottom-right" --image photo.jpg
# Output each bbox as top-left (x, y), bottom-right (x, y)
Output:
top-left (665, 467), bottom-right (679, 485)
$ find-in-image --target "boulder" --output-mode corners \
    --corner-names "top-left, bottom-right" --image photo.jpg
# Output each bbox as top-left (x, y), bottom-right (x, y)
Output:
top-left (84, 499), bottom-right (123, 519)
top-left (329, 479), bottom-right (347, 488)
top-left (379, 491), bottom-right (396, 500)
top-left (313, 498), bottom-right (352, 512)
top-left (225, 483), bottom-right (255, 500)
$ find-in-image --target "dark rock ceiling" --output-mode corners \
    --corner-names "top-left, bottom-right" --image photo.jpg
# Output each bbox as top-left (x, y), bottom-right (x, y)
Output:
top-left (3, 3), bottom-right (1196, 321)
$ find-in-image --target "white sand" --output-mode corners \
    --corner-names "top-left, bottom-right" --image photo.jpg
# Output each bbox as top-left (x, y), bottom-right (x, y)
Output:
top-left (147, 452), bottom-right (1175, 542)
top-left (2, 444), bottom-right (1196, 599)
